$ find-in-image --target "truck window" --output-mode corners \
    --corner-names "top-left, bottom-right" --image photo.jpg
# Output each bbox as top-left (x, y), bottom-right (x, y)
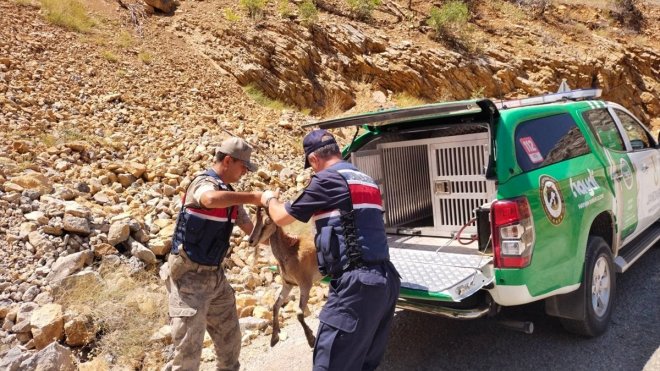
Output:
top-left (582, 109), bottom-right (625, 151)
top-left (515, 113), bottom-right (591, 172)
top-left (613, 109), bottom-right (653, 150)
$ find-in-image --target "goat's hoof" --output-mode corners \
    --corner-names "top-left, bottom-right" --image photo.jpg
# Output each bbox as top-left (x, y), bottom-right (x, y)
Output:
top-left (270, 335), bottom-right (280, 347)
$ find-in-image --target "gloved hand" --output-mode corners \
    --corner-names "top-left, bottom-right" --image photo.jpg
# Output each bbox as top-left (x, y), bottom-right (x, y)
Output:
top-left (261, 190), bottom-right (280, 207)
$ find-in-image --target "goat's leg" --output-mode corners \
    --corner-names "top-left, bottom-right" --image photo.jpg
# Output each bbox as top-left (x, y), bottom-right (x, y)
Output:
top-left (296, 282), bottom-right (316, 348)
top-left (271, 283), bottom-right (293, 347)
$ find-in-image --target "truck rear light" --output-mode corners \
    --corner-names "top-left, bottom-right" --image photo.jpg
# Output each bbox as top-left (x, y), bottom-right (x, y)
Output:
top-left (492, 197), bottom-right (535, 268)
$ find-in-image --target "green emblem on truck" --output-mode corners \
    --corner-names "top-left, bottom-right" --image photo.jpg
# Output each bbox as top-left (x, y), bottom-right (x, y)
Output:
top-left (539, 175), bottom-right (564, 225)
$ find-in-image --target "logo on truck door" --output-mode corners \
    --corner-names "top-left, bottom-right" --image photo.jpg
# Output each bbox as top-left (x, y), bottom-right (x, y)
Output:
top-left (539, 175), bottom-right (565, 225)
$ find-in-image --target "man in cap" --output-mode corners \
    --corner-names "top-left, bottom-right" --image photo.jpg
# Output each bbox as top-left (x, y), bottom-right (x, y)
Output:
top-left (167, 137), bottom-right (262, 371)
top-left (261, 129), bottom-right (400, 370)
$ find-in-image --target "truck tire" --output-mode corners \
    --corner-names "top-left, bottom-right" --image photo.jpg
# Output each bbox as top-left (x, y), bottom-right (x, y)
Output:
top-left (560, 236), bottom-right (616, 337)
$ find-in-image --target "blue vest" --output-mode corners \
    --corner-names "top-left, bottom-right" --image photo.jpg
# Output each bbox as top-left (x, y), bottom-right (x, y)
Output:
top-left (314, 162), bottom-right (389, 276)
top-left (171, 169), bottom-right (237, 266)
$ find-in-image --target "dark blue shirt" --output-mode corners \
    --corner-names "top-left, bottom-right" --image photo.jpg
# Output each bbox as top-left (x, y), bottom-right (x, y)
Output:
top-left (285, 162), bottom-right (353, 222)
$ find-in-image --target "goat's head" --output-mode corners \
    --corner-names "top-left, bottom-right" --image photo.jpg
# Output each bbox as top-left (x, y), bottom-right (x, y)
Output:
top-left (248, 206), bottom-right (278, 247)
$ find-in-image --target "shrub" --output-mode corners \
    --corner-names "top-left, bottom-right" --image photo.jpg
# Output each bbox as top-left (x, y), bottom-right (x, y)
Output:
top-left (393, 92), bottom-right (426, 108)
top-left (39, 0), bottom-right (95, 33)
top-left (346, 0), bottom-right (382, 20)
top-left (277, 0), bottom-right (293, 18)
top-left (427, 1), bottom-right (469, 39)
top-left (299, 0), bottom-right (318, 25)
top-left (116, 30), bottom-right (135, 48)
top-left (138, 51), bottom-right (153, 64)
top-left (101, 50), bottom-right (118, 63)
top-left (224, 8), bottom-right (241, 22)
top-left (239, 0), bottom-right (267, 19)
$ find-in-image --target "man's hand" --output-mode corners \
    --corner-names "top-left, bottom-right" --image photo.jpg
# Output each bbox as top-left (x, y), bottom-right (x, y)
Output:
top-left (261, 190), bottom-right (280, 207)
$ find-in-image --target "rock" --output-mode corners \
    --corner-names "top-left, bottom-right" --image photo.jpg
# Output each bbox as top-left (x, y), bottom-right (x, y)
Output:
top-left (64, 202), bottom-right (90, 218)
top-left (0, 299), bottom-right (13, 319)
top-left (107, 221), bottom-right (130, 246)
top-left (148, 237), bottom-right (171, 256)
top-left (30, 303), bottom-right (64, 350)
top-left (144, 0), bottom-right (175, 13)
top-left (11, 319), bottom-right (32, 334)
top-left (0, 346), bottom-right (29, 371)
top-left (8, 173), bottom-right (52, 195)
top-left (24, 211), bottom-right (47, 223)
top-left (117, 173), bottom-right (137, 188)
top-left (92, 243), bottom-right (118, 257)
top-left (130, 238), bottom-right (157, 265)
top-left (16, 302), bottom-right (39, 324)
top-left (19, 342), bottom-right (76, 371)
top-left (51, 271), bottom-right (103, 297)
top-left (124, 161), bottom-right (147, 178)
top-left (21, 286), bottom-right (40, 302)
top-left (239, 317), bottom-right (268, 332)
top-left (28, 231), bottom-right (55, 252)
top-left (64, 314), bottom-right (97, 346)
top-left (46, 250), bottom-right (94, 283)
top-left (101, 93), bottom-right (122, 103)
top-left (65, 141), bottom-right (89, 152)
top-left (253, 306), bottom-right (272, 321)
top-left (62, 214), bottom-right (90, 235)
top-left (149, 325), bottom-right (172, 344)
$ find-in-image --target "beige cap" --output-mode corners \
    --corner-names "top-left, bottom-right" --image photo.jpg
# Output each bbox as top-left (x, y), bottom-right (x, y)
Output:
top-left (216, 137), bottom-right (258, 172)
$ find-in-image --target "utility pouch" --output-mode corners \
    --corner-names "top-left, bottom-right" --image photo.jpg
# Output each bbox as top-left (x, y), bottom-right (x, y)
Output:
top-left (168, 249), bottom-right (193, 282)
top-left (316, 225), bottom-right (341, 276)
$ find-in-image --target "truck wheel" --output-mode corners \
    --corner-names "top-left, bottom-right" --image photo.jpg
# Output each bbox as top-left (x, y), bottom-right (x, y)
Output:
top-left (560, 236), bottom-right (616, 337)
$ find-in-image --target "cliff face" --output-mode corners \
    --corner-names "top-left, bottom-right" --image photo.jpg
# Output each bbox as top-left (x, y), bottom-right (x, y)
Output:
top-left (172, 0), bottom-right (659, 129)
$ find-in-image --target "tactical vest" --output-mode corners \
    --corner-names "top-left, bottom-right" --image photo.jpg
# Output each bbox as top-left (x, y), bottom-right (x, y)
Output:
top-left (171, 169), bottom-right (237, 266)
top-left (313, 162), bottom-right (389, 277)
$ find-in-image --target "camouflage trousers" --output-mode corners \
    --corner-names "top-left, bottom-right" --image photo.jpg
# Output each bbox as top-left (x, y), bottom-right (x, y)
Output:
top-left (167, 254), bottom-right (241, 371)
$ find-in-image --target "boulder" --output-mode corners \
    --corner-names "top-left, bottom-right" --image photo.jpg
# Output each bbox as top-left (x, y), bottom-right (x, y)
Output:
top-left (30, 303), bottom-right (64, 350)
top-left (0, 346), bottom-right (29, 371)
top-left (19, 342), bottom-right (76, 371)
top-left (8, 173), bottom-right (52, 195)
top-left (46, 250), bottom-right (94, 283)
top-left (62, 214), bottom-right (90, 235)
top-left (64, 314), bottom-right (97, 346)
top-left (28, 231), bottom-right (55, 253)
top-left (107, 221), bottom-right (130, 246)
top-left (130, 238), bottom-right (157, 265)
top-left (143, 0), bottom-right (175, 13)
top-left (92, 243), bottom-right (118, 257)
top-left (51, 271), bottom-right (103, 297)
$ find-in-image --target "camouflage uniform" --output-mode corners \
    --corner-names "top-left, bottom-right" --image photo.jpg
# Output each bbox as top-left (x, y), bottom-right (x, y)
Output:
top-left (166, 175), bottom-right (250, 371)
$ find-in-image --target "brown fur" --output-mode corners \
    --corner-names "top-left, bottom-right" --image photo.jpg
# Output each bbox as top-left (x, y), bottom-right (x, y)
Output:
top-left (248, 207), bottom-right (322, 347)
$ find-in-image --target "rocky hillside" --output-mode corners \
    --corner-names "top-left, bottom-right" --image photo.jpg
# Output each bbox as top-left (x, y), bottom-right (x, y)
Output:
top-left (0, 0), bottom-right (658, 369)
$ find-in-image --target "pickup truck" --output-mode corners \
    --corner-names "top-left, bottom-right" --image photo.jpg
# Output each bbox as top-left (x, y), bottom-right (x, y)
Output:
top-left (311, 88), bottom-right (660, 336)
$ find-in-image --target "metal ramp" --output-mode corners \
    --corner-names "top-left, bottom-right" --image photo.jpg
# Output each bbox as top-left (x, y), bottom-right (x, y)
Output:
top-left (389, 236), bottom-right (494, 302)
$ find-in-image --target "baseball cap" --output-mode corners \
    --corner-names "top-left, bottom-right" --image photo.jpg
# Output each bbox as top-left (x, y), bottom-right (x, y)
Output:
top-left (303, 129), bottom-right (337, 168)
top-left (216, 137), bottom-right (258, 172)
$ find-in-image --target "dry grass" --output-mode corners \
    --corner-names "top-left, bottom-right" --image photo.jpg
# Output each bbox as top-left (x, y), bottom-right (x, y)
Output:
top-left (39, 0), bottom-right (95, 33)
top-left (138, 51), bottom-right (153, 64)
top-left (54, 265), bottom-right (168, 367)
top-left (116, 30), bottom-right (135, 48)
top-left (393, 92), bottom-right (426, 108)
top-left (101, 50), bottom-right (119, 63)
top-left (243, 84), bottom-right (291, 111)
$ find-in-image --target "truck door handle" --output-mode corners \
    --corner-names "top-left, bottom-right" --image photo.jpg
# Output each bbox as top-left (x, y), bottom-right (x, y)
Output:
top-left (613, 173), bottom-right (623, 181)
top-left (641, 164), bottom-right (649, 172)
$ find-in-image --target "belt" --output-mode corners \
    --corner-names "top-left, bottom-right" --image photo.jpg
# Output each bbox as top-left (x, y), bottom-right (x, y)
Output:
top-left (178, 248), bottom-right (222, 272)
top-left (331, 259), bottom-right (388, 279)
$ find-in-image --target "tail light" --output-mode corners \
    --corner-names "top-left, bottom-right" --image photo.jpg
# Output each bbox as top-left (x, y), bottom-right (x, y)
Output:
top-left (491, 197), bottom-right (535, 268)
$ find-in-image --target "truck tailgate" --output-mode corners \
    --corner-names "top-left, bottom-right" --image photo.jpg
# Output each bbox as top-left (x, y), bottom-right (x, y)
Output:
top-left (388, 235), bottom-right (494, 302)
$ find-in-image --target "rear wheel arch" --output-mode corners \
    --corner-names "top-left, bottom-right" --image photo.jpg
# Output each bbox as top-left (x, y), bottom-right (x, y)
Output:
top-left (588, 211), bottom-right (615, 253)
